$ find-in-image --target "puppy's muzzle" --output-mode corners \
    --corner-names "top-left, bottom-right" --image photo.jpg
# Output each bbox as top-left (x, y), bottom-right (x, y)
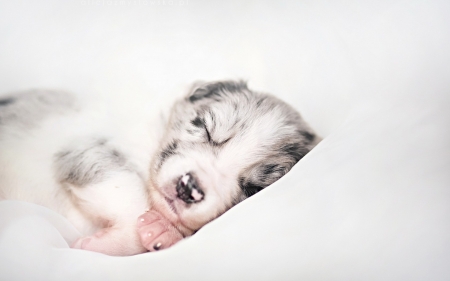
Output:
top-left (176, 173), bottom-right (204, 204)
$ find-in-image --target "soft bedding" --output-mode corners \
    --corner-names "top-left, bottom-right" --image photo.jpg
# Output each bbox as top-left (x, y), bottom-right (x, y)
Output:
top-left (1, 0), bottom-right (449, 280)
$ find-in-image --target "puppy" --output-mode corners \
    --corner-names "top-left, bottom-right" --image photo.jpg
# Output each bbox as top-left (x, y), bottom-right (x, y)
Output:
top-left (0, 81), bottom-right (319, 255)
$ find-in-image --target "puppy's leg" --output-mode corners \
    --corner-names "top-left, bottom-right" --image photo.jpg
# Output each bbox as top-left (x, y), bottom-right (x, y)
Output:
top-left (55, 139), bottom-right (149, 256)
top-left (69, 172), bottom-right (149, 255)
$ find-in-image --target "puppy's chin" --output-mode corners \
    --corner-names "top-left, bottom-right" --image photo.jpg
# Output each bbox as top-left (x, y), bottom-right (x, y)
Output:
top-left (148, 185), bottom-right (197, 236)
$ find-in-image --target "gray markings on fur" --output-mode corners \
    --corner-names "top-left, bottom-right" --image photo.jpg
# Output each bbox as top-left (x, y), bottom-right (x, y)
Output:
top-left (238, 131), bottom-right (317, 197)
top-left (0, 97), bottom-right (15, 107)
top-left (238, 157), bottom-right (292, 197)
top-left (54, 139), bottom-right (128, 187)
top-left (298, 130), bottom-right (316, 143)
top-left (0, 89), bottom-right (76, 135)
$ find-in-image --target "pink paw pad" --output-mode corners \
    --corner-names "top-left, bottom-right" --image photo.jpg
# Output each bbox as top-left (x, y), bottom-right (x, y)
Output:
top-left (137, 210), bottom-right (183, 251)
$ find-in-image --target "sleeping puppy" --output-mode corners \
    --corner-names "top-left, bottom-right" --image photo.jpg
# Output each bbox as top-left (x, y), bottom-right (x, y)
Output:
top-left (0, 81), bottom-right (319, 255)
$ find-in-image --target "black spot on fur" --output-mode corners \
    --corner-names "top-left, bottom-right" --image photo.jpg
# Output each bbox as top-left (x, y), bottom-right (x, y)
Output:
top-left (239, 177), bottom-right (264, 197)
top-left (191, 116), bottom-right (204, 128)
top-left (188, 81), bottom-right (248, 103)
top-left (0, 97), bottom-right (15, 107)
top-left (299, 130), bottom-right (315, 142)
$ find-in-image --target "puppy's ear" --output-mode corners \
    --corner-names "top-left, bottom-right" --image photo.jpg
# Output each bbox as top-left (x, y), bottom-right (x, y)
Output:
top-left (185, 81), bottom-right (207, 102)
top-left (186, 80), bottom-right (249, 103)
top-left (187, 81), bottom-right (206, 94)
top-left (238, 160), bottom-right (291, 197)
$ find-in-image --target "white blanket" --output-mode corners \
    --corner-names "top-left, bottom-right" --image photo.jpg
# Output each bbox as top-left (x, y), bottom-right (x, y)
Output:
top-left (1, 0), bottom-right (449, 280)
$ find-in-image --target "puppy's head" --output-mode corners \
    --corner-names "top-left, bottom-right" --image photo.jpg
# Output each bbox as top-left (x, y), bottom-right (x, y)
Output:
top-left (149, 81), bottom-right (319, 236)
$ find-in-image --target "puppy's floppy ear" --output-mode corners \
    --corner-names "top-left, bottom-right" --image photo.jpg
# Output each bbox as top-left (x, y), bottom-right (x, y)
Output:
top-left (186, 81), bottom-right (206, 95)
top-left (238, 158), bottom-right (292, 197)
top-left (186, 81), bottom-right (207, 103)
top-left (186, 80), bottom-right (249, 103)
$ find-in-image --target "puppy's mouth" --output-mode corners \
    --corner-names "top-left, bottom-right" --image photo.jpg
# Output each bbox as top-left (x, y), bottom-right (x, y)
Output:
top-left (151, 173), bottom-right (206, 235)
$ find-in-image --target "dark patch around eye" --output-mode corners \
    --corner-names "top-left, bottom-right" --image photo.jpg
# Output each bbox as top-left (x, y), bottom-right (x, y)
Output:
top-left (159, 140), bottom-right (178, 167)
top-left (239, 177), bottom-right (264, 197)
top-left (191, 116), bottom-right (204, 128)
top-left (191, 112), bottom-right (214, 145)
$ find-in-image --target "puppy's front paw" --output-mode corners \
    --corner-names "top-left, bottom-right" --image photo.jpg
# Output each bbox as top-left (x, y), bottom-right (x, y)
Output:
top-left (137, 210), bottom-right (183, 251)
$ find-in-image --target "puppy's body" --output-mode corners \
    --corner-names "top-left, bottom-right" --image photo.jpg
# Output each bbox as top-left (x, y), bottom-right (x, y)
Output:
top-left (0, 81), bottom-right (319, 255)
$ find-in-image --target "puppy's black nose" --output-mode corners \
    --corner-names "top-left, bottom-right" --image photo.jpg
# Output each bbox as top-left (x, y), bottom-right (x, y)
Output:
top-left (176, 173), bottom-right (204, 204)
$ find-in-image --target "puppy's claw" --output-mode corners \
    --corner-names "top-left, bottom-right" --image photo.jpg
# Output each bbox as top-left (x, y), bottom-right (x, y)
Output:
top-left (137, 210), bottom-right (183, 252)
top-left (153, 242), bottom-right (162, 250)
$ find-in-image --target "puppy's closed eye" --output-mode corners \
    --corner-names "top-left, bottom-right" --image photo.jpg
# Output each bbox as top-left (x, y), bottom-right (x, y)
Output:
top-left (190, 116), bottom-right (231, 146)
top-left (190, 116), bottom-right (211, 142)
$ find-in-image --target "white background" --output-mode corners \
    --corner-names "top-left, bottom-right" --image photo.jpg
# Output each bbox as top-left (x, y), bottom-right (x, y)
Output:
top-left (0, 1), bottom-right (449, 280)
